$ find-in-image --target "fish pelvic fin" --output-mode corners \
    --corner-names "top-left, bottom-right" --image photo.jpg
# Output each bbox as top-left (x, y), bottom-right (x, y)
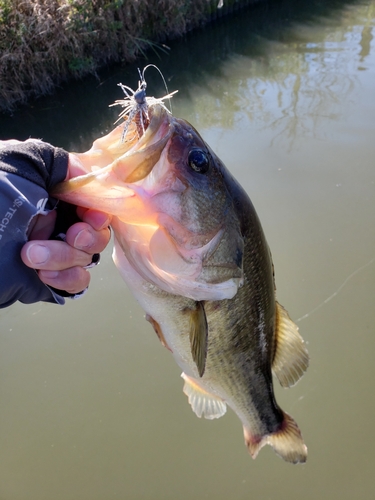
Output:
top-left (145, 314), bottom-right (172, 352)
top-left (189, 301), bottom-right (208, 377)
top-left (181, 373), bottom-right (226, 420)
top-left (272, 302), bottom-right (309, 388)
top-left (244, 411), bottom-right (307, 464)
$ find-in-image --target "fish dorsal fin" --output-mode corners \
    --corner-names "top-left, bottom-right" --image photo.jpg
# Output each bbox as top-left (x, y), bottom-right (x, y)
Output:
top-left (272, 302), bottom-right (309, 388)
top-left (189, 301), bottom-right (208, 377)
top-left (181, 373), bottom-right (227, 420)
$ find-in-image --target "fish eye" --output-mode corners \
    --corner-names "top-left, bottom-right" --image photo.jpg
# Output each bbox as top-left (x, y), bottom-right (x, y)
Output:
top-left (188, 149), bottom-right (210, 174)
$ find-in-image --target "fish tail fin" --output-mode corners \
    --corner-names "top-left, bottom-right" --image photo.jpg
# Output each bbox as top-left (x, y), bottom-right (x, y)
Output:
top-left (243, 411), bottom-right (307, 464)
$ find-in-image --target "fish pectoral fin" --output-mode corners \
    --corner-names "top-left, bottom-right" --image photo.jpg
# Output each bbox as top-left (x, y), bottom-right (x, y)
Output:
top-left (189, 301), bottom-right (208, 377)
top-left (272, 302), bottom-right (309, 388)
top-left (181, 373), bottom-right (226, 420)
top-left (244, 411), bottom-right (307, 464)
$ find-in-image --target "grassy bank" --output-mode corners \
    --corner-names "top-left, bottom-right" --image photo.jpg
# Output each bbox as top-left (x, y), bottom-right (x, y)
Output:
top-left (0, 0), bottom-right (259, 112)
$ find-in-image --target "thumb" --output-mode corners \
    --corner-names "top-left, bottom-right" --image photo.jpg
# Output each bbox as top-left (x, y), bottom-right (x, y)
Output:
top-left (66, 153), bottom-right (89, 180)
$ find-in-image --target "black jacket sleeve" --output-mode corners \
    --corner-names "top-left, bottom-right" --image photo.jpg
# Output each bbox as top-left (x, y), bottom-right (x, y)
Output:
top-left (0, 140), bottom-right (71, 308)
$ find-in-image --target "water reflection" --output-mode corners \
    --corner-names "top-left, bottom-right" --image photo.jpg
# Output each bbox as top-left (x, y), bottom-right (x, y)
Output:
top-left (358, 2), bottom-right (374, 61)
top-left (0, 0), bottom-right (375, 499)
top-left (177, 2), bottom-right (374, 150)
top-left (0, 0), bottom-right (369, 151)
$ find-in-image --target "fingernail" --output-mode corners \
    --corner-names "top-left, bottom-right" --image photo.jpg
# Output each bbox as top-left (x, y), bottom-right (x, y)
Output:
top-left (26, 244), bottom-right (50, 265)
top-left (74, 229), bottom-right (94, 250)
top-left (96, 215), bottom-right (111, 231)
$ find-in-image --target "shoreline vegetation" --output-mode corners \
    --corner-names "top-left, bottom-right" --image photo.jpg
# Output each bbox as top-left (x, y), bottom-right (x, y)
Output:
top-left (0, 0), bottom-right (259, 113)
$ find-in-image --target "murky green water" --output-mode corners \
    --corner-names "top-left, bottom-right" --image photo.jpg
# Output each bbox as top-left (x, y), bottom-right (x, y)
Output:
top-left (1, 0), bottom-right (375, 498)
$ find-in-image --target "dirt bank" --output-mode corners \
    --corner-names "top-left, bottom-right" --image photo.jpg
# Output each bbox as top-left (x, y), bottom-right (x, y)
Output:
top-left (0, 0), bottom-right (260, 112)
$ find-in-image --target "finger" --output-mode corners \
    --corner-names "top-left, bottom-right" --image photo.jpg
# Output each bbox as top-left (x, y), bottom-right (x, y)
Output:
top-left (66, 153), bottom-right (88, 179)
top-left (27, 211), bottom-right (57, 240)
top-left (77, 207), bottom-right (112, 231)
top-left (39, 267), bottom-right (91, 294)
top-left (21, 240), bottom-right (92, 271)
top-left (65, 222), bottom-right (111, 254)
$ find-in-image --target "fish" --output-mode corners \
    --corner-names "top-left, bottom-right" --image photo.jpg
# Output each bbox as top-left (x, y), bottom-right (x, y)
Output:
top-left (53, 89), bottom-right (309, 464)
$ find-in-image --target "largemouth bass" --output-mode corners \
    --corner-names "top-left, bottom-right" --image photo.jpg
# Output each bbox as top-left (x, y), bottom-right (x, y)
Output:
top-left (53, 97), bottom-right (309, 464)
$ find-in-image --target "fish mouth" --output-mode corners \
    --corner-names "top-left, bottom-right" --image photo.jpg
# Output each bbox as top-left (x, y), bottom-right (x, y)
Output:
top-left (51, 103), bottom-right (174, 213)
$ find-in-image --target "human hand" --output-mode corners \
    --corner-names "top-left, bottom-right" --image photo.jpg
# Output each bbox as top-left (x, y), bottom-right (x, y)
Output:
top-left (21, 153), bottom-right (111, 295)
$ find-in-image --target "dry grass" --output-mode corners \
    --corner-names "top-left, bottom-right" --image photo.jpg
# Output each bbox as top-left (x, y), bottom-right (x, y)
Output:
top-left (0, 0), bottom-right (253, 112)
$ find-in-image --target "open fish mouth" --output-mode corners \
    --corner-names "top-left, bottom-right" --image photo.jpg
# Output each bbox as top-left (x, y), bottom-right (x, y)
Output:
top-left (52, 103), bottom-right (174, 212)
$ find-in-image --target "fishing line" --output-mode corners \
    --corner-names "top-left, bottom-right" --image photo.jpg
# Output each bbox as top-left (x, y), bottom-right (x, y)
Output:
top-left (296, 255), bottom-right (375, 322)
top-left (142, 64), bottom-right (175, 114)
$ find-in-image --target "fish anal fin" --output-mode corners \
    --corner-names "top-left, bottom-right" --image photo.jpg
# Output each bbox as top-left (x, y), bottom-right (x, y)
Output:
top-left (272, 302), bottom-right (309, 388)
top-left (189, 301), bottom-right (208, 377)
top-left (244, 411), bottom-right (307, 464)
top-left (181, 373), bottom-right (226, 420)
top-left (145, 314), bottom-right (172, 352)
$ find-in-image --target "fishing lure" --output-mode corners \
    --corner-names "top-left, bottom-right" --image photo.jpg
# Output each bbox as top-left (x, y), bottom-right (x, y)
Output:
top-left (110, 65), bottom-right (178, 142)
